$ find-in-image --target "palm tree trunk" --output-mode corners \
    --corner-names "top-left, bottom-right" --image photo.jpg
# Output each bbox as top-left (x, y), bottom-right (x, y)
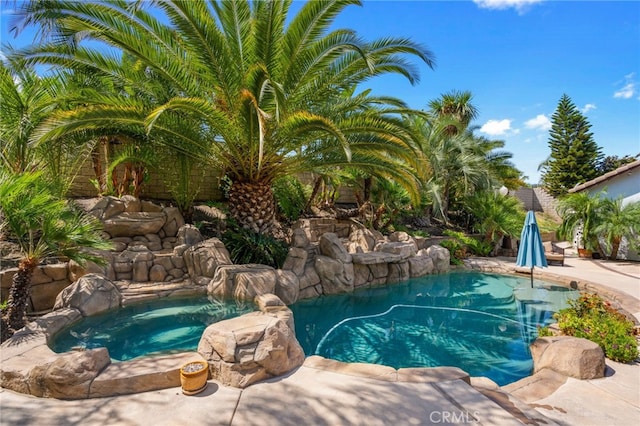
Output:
top-left (228, 180), bottom-right (276, 234)
top-left (304, 175), bottom-right (323, 214)
top-left (2, 257), bottom-right (38, 341)
top-left (610, 237), bottom-right (621, 260)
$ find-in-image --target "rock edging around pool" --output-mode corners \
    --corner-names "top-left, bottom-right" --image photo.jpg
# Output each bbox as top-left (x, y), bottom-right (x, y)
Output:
top-left (0, 292), bottom-right (301, 399)
top-left (0, 290), bottom-right (473, 399)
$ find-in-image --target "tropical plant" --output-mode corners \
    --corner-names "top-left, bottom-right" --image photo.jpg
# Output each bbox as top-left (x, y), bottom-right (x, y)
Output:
top-left (428, 90), bottom-right (478, 136)
top-left (272, 175), bottom-right (309, 222)
top-left (0, 62), bottom-right (93, 196)
top-left (464, 190), bottom-right (525, 256)
top-left (556, 191), bottom-right (606, 253)
top-left (221, 223), bottom-right (289, 268)
top-left (442, 230), bottom-right (493, 258)
top-left (0, 171), bottom-right (111, 342)
top-left (554, 293), bottom-right (638, 363)
top-left (408, 116), bottom-right (490, 223)
top-left (594, 197), bottom-right (640, 260)
top-left (540, 94), bottom-right (603, 197)
top-left (17, 0), bottom-right (435, 235)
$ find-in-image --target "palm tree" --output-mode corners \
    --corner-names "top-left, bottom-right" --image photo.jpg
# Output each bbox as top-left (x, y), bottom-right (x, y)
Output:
top-left (17, 0), bottom-right (435, 234)
top-left (594, 197), bottom-right (640, 260)
top-left (408, 115), bottom-right (490, 223)
top-left (464, 190), bottom-right (525, 256)
top-left (428, 90), bottom-right (478, 136)
top-left (0, 171), bottom-right (111, 342)
top-left (557, 191), bottom-right (606, 254)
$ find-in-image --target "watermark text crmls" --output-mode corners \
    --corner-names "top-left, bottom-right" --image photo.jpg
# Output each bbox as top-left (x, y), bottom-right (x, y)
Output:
top-left (429, 410), bottom-right (480, 423)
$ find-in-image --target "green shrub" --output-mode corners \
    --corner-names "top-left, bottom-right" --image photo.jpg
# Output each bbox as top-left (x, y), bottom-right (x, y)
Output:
top-left (439, 239), bottom-right (465, 265)
top-left (272, 176), bottom-right (309, 222)
top-left (221, 225), bottom-right (289, 269)
top-left (537, 326), bottom-right (553, 337)
top-left (554, 293), bottom-right (638, 363)
top-left (443, 230), bottom-right (492, 257)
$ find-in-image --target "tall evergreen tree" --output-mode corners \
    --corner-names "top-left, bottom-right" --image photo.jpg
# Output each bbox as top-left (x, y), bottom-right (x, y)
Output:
top-left (541, 94), bottom-right (602, 196)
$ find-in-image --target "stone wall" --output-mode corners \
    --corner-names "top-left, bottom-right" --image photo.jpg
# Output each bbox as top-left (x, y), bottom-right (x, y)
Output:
top-left (2, 198), bottom-right (451, 316)
top-left (511, 187), bottom-right (559, 219)
top-left (0, 264), bottom-right (71, 313)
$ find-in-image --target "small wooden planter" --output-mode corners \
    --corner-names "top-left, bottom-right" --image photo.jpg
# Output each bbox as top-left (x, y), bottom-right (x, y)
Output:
top-left (180, 361), bottom-right (209, 395)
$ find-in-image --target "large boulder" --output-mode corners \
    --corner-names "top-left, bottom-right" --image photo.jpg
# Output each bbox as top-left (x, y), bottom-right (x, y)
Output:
top-left (290, 228), bottom-right (310, 248)
top-left (54, 274), bottom-right (121, 316)
top-left (427, 245), bottom-right (451, 273)
top-left (274, 270), bottom-right (300, 305)
top-left (30, 348), bottom-right (111, 399)
top-left (233, 268), bottom-right (277, 300)
top-left (319, 233), bottom-right (352, 263)
top-left (162, 207), bottom-right (185, 238)
top-left (376, 242), bottom-right (417, 259)
top-left (198, 311), bottom-right (304, 388)
top-left (408, 254), bottom-right (434, 278)
top-left (208, 264), bottom-right (274, 298)
top-left (315, 255), bottom-right (354, 294)
top-left (347, 228), bottom-right (380, 253)
top-left (530, 336), bottom-right (605, 380)
top-left (102, 212), bottom-right (167, 238)
top-left (183, 238), bottom-right (232, 280)
top-left (176, 224), bottom-right (204, 246)
top-left (282, 247), bottom-right (308, 276)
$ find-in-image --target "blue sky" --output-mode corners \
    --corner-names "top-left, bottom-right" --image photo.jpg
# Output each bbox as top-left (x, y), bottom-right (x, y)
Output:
top-left (2, 0), bottom-right (639, 184)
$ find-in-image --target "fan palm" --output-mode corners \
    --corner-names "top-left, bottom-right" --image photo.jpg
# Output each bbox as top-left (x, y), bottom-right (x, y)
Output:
top-left (16, 0), bottom-right (435, 233)
top-left (0, 171), bottom-right (111, 342)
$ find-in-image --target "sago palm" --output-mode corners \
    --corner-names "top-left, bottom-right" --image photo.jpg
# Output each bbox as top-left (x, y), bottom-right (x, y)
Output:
top-left (0, 171), bottom-right (111, 342)
top-left (17, 0), bottom-right (435, 234)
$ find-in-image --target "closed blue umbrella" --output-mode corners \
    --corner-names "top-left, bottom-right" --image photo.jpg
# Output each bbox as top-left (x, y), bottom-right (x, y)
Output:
top-left (516, 211), bottom-right (548, 287)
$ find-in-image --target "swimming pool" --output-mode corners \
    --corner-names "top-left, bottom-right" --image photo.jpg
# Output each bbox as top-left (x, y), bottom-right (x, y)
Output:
top-left (50, 271), bottom-right (577, 385)
top-left (290, 271), bottom-right (578, 385)
top-left (50, 295), bottom-right (256, 361)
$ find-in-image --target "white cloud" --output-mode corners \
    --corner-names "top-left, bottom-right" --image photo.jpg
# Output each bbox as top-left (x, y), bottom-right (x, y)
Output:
top-left (613, 73), bottom-right (637, 99)
top-left (581, 103), bottom-right (596, 113)
top-left (524, 114), bottom-right (551, 131)
top-left (473, 0), bottom-right (543, 13)
top-left (480, 119), bottom-right (513, 136)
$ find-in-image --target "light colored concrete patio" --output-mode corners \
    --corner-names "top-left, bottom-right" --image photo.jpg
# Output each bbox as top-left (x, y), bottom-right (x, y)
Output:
top-left (1, 253), bottom-right (638, 425)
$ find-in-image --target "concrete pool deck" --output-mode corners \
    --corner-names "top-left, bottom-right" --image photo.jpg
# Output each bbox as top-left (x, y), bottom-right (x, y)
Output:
top-left (1, 253), bottom-right (639, 425)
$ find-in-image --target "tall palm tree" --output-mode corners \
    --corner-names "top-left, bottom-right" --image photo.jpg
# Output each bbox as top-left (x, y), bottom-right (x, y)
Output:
top-left (408, 115), bottom-right (489, 223)
top-left (17, 0), bottom-right (435, 234)
top-left (0, 171), bottom-right (111, 342)
top-left (428, 90), bottom-right (478, 136)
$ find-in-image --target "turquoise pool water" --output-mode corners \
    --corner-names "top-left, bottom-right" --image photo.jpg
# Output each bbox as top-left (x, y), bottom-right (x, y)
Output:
top-left (290, 271), bottom-right (578, 386)
top-left (50, 272), bottom-right (577, 385)
top-left (50, 296), bottom-right (255, 361)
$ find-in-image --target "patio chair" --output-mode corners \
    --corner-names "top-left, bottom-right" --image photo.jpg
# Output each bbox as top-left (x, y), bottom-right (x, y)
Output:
top-left (543, 241), bottom-right (565, 266)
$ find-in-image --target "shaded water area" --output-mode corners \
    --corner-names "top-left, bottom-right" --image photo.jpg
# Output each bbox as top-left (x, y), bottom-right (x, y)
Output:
top-left (290, 271), bottom-right (578, 386)
top-left (50, 296), bottom-right (256, 361)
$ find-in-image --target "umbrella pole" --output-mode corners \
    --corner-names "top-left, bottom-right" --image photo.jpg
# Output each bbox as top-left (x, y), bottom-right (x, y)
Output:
top-left (530, 266), bottom-right (534, 288)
